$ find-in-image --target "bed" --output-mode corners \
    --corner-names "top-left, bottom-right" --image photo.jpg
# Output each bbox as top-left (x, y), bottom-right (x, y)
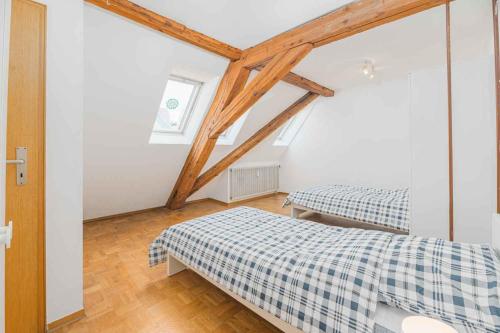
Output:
top-left (284, 185), bottom-right (410, 233)
top-left (149, 207), bottom-right (500, 333)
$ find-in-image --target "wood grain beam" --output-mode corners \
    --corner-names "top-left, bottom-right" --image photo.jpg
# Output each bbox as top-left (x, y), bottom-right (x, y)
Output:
top-left (241, 0), bottom-right (448, 68)
top-left (85, 0), bottom-right (242, 60)
top-left (84, 0), bottom-right (335, 96)
top-left (493, 0), bottom-right (500, 213)
top-left (190, 92), bottom-right (319, 195)
top-left (446, 2), bottom-right (454, 241)
top-left (256, 66), bottom-right (334, 97)
top-left (209, 44), bottom-right (313, 139)
top-left (167, 61), bottom-right (250, 209)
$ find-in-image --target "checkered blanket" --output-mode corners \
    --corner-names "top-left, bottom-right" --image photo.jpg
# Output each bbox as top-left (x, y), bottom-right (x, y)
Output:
top-left (379, 235), bottom-right (500, 333)
top-left (150, 207), bottom-right (500, 333)
top-left (150, 207), bottom-right (393, 333)
top-left (285, 185), bottom-right (410, 232)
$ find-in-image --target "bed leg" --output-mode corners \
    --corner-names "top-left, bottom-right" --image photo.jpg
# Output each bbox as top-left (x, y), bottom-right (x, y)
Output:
top-left (167, 254), bottom-right (187, 276)
top-left (291, 206), bottom-right (304, 218)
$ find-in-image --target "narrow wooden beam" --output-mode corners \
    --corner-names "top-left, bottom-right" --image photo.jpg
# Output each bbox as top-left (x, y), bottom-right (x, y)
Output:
top-left (209, 44), bottom-right (313, 138)
top-left (84, 0), bottom-right (335, 97)
top-left (190, 92), bottom-right (319, 195)
top-left (85, 0), bottom-right (242, 60)
top-left (168, 45), bottom-right (311, 208)
top-left (241, 0), bottom-right (448, 68)
top-left (256, 65), bottom-right (334, 97)
top-left (167, 61), bottom-right (250, 209)
top-left (446, 2), bottom-right (454, 241)
top-left (493, 0), bottom-right (500, 213)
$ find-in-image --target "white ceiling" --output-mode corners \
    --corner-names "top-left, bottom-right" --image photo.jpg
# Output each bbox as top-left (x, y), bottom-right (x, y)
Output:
top-left (131, 0), bottom-right (352, 49)
top-left (128, 0), bottom-right (492, 92)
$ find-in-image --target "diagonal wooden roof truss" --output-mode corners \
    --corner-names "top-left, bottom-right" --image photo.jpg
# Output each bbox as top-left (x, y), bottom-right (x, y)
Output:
top-left (86, 0), bottom-right (448, 209)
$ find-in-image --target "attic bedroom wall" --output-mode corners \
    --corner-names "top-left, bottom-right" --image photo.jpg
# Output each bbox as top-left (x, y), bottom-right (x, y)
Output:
top-left (83, 5), bottom-right (297, 219)
top-left (280, 0), bottom-right (496, 244)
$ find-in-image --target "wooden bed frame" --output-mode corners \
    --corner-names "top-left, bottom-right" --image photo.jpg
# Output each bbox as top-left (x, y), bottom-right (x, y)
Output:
top-left (290, 203), bottom-right (409, 235)
top-left (166, 252), bottom-right (412, 333)
top-left (166, 253), bottom-right (302, 333)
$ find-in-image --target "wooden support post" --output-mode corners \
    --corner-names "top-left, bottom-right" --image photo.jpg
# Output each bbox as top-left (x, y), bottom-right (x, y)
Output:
top-left (493, 0), bottom-right (500, 214)
top-left (168, 45), bottom-right (311, 209)
top-left (209, 44), bottom-right (313, 138)
top-left (166, 61), bottom-right (250, 209)
top-left (446, 2), bottom-right (454, 241)
top-left (190, 92), bottom-right (319, 195)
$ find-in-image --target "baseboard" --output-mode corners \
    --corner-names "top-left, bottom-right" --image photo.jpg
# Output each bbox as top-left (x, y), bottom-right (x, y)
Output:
top-left (228, 192), bottom-right (287, 205)
top-left (47, 309), bottom-right (85, 331)
top-left (185, 197), bottom-right (227, 206)
top-left (83, 193), bottom-right (289, 222)
top-left (83, 206), bottom-right (168, 223)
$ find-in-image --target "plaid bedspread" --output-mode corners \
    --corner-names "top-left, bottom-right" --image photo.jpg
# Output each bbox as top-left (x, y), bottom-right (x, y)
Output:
top-left (379, 236), bottom-right (500, 333)
top-left (150, 207), bottom-right (393, 333)
top-left (285, 185), bottom-right (410, 232)
top-left (150, 207), bottom-right (500, 333)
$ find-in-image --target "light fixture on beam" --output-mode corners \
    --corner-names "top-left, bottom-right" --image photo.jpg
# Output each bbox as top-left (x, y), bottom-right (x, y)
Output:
top-left (361, 60), bottom-right (375, 79)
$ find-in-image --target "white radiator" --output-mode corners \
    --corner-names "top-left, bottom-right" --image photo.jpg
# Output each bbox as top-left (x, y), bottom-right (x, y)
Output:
top-left (229, 164), bottom-right (279, 202)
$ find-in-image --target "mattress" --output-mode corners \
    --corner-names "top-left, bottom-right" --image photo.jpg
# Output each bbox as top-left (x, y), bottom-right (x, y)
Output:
top-left (286, 185), bottom-right (410, 232)
top-left (374, 303), bottom-right (412, 333)
top-left (150, 207), bottom-right (500, 333)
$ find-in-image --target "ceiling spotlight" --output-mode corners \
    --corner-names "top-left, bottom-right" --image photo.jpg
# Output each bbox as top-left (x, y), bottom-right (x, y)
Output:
top-left (362, 60), bottom-right (375, 79)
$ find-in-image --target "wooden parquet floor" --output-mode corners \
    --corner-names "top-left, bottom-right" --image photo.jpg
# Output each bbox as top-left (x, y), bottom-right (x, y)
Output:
top-left (54, 194), bottom-right (289, 333)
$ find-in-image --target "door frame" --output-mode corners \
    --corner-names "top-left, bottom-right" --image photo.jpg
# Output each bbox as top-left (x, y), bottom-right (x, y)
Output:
top-left (2, 1), bottom-right (47, 331)
top-left (0, 1), bottom-right (12, 333)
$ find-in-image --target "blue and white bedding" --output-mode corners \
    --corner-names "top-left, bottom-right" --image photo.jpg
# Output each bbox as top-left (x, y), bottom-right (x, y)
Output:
top-left (285, 185), bottom-right (410, 232)
top-left (150, 207), bottom-right (393, 332)
top-left (149, 207), bottom-right (500, 333)
top-left (379, 236), bottom-right (500, 333)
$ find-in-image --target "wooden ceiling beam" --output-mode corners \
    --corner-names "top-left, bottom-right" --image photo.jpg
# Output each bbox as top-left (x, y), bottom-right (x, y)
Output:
top-left (168, 44), bottom-right (311, 209)
top-left (190, 92), bottom-right (319, 195)
top-left (84, 0), bottom-right (334, 97)
top-left (209, 44), bottom-right (313, 139)
top-left (258, 66), bottom-right (334, 97)
top-left (85, 0), bottom-right (242, 60)
top-left (167, 61), bottom-right (250, 209)
top-left (241, 0), bottom-right (448, 68)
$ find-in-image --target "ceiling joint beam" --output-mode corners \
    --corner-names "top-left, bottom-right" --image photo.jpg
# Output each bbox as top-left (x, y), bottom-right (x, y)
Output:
top-left (240, 0), bottom-right (448, 68)
top-left (84, 0), bottom-right (335, 96)
top-left (208, 44), bottom-right (313, 139)
top-left (167, 61), bottom-right (250, 209)
top-left (190, 92), bottom-right (319, 195)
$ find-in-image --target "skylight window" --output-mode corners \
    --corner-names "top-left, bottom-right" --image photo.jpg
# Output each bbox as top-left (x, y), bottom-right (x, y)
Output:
top-left (216, 109), bottom-right (250, 145)
top-left (276, 117), bottom-right (296, 141)
top-left (153, 76), bottom-right (202, 134)
top-left (273, 101), bottom-right (317, 146)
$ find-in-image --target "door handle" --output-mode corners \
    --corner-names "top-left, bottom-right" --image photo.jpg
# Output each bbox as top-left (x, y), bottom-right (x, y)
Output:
top-left (6, 159), bottom-right (25, 164)
top-left (5, 147), bottom-right (27, 185)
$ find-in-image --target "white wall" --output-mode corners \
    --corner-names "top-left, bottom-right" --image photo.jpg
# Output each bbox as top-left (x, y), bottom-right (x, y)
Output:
top-left (281, 0), bottom-right (496, 244)
top-left (280, 77), bottom-right (411, 192)
top-left (411, 1), bottom-right (496, 242)
top-left (0, 1), bottom-right (12, 332)
top-left (409, 66), bottom-right (449, 239)
top-left (450, 0), bottom-right (496, 242)
top-left (37, 0), bottom-right (84, 324)
top-left (83, 4), bottom-right (296, 219)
